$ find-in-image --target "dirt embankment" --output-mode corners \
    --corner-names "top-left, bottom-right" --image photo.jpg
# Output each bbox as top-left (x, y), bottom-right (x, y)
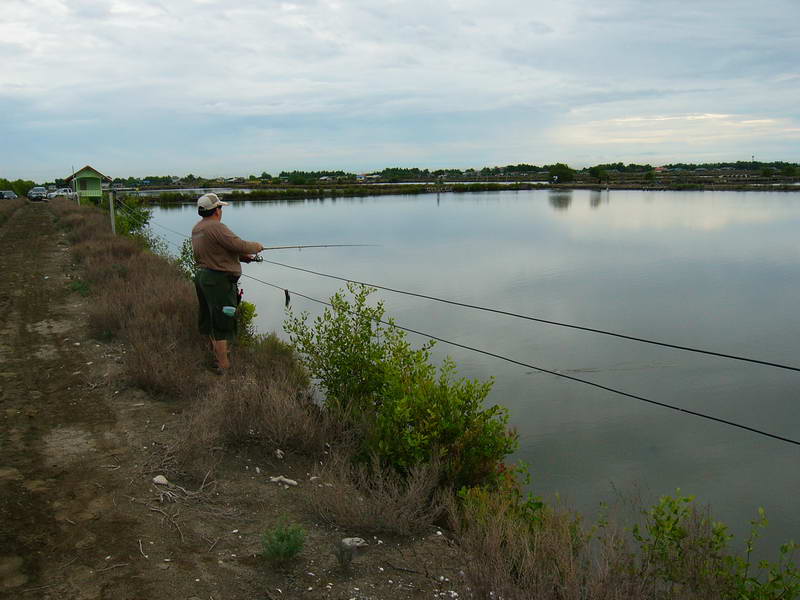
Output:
top-left (0, 203), bottom-right (468, 599)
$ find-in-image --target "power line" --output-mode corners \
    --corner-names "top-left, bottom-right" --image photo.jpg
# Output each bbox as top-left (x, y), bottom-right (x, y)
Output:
top-left (117, 210), bottom-right (800, 446)
top-left (261, 258), bottom-right (800, 374)
top-left (239, 271), bottom-right (800, 448)
top-left (114, 199), bottom-right (190, 240)
top-left (128, 207), bottom-right (800, 376)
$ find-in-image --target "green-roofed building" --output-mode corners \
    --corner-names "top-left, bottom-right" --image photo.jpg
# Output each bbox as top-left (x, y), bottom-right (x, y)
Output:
top-left (64, 165), bottom-right (112, 203)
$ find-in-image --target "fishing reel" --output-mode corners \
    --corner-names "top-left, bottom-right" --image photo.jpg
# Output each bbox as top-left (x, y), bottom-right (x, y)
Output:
top-left (240, 253), bottom-right (263, 263)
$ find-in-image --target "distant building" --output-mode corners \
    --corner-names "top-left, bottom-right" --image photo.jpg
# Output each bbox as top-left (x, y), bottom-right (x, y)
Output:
top-left (64, 165), bottom-right (112, 203)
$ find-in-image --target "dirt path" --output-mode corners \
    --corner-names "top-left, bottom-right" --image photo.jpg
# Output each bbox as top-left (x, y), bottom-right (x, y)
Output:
top-left (0, 202), bottom-right (160, 598)
top-left (0, 203), bottom-right (469, 600)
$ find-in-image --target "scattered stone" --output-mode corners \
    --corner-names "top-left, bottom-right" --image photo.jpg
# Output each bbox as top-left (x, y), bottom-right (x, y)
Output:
top-left (274, 449), bottom-right (285, 459)
top-left (269, 475), bottom-right (297, 486)
top-left (334, 537), bottom-right (368, 569)
top-left (152, 475), bottom-right (169, 485)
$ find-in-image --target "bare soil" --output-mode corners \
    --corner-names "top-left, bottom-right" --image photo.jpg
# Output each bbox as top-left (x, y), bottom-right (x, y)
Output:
top-left (0, 203), bottom-right (471, 599)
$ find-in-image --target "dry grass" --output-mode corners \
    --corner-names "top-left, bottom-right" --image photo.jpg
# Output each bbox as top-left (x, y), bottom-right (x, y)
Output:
top-left (447, 491), bottom-right (745, 600)
top-left (175, 361), bottom-right (336, 476)
top-left (0, 198), bottom-right (24, 226)
top-left (50, 198), bottom-right (209, 398)
top-left (449, 492), bottom-right (632, 600)
top-left (74, 235), bottom-right (141, 265)
top-left (308, 452), bottom-right (447, 536)
top-left (51, 198), bottom-right (334, 466)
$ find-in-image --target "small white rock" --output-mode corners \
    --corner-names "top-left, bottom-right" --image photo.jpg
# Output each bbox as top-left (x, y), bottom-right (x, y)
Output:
top-left (152, 475), bottom-right (169, 485)
top-left (269, 475), bottom-right (298, 486)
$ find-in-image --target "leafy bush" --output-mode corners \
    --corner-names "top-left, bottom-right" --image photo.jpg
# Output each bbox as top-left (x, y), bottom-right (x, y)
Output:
top-left (633, 492), bottom-right (800, 599)
top-left (261, 519), bottom-right (305, 564)
top-left (113, 198), bottom-right (151, 236)
top-left (452, 487), bottom-right (800, 600)
top-left (176, 238), bottom-right (197, 279)
top-left (285, 283), bottom-right (517, 487)
top-left (237, 300), bottom-right (258, 344)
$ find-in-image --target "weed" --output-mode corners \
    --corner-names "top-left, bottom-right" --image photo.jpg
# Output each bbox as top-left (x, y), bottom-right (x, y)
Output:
top-left (261, 518), bottom-right (305, 564)
top-left (177, 360), bottom-right (329, 474)
top-left (68, 279), bottom-right (90, 296)
top-left (308, 452), bottom-right (446, 536)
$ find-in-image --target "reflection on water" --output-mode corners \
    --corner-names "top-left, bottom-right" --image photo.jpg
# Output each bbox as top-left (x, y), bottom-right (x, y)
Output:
top-left (548, 189), bottom-right (573, 210)
top-left (152, 189), bottom-right (800, 555)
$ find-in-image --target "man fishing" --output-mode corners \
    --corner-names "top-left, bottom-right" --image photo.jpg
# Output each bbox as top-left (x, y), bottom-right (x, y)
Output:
top-left (192, 193), bottom-right (264, 374)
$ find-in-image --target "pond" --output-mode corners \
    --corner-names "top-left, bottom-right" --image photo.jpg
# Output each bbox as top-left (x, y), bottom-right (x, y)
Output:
top-left (151, 188), bottom-right (800, 554)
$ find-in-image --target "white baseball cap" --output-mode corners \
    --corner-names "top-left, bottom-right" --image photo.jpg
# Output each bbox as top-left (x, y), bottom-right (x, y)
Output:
top-left (197, 193), bottom-right (228, 210)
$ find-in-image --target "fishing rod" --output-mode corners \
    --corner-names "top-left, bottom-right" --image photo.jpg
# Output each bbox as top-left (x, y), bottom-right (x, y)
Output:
top-left (241, 244), bottom-right (378, 262)
top-left (261, 244), bottom-right (379, 251)
top-left (113, 202), bottom-right (377, 253)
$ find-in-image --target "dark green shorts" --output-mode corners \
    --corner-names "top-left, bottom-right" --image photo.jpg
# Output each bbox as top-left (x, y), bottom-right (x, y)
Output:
top-left (194, 268), bottom-right (238, 341)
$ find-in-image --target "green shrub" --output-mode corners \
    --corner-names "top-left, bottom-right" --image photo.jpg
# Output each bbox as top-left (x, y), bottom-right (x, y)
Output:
top-left (285, 283), bottom-right (517, 487)
top-left (633, 492), bottom-right (800, 599)
top-left (261, 519), bottom-right (305, 564)
top-left (68, 279), bottom-right (90, 296)
top-left (176, 238), bottom-right (197, 279)
top-left (237, 300), bottom-right (258, 344)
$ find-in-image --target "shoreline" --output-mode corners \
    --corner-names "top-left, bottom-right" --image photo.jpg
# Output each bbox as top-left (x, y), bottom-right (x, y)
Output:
top-left (124, 181), bottom-right (800, 205)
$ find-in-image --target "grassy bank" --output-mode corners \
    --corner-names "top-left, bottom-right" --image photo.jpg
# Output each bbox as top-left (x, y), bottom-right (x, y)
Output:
top-left (0, 197), bottom-right (25, 227)
top-left (48, 197), bottom-right (800, 599)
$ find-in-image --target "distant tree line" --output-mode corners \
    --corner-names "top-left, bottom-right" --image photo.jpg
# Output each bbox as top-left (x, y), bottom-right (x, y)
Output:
top-left (9, 160), bottom-right (799, 190)
top-left (278, 170), bottom-right (356, 184)
top-left (0, 177), bottom-right (37, 196)
top-left (661, 160), bottom-right (798, 172)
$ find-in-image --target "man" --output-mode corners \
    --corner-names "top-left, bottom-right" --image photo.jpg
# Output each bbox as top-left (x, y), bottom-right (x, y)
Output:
top-left (192, 193), bottom-right (264, 373)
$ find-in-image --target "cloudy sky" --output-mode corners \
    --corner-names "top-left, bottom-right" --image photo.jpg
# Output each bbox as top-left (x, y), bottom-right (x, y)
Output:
top-left (2, 0), bottom-right (799, 181)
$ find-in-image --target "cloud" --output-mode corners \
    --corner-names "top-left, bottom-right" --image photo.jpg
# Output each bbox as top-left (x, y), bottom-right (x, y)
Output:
top-left (1, 0), bottom-right (798, 178)
top-left (556, 112), bottom-right (800, 148)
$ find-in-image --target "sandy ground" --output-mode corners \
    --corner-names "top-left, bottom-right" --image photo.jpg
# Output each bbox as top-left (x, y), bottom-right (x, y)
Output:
top-left (0, 203), bottom-right (471, 600)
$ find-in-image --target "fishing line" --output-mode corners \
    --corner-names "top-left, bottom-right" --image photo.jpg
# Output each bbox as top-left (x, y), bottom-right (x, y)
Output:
top-left (261, 258), bottom-right (800, 374)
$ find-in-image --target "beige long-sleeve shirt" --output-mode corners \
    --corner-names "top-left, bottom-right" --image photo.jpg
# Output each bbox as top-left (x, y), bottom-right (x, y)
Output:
top-left (191, 218), bottom-right (262, 276)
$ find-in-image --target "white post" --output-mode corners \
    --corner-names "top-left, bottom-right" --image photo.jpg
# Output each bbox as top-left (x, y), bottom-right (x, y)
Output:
top-left (109, 190), bottom-right (116, 234)
top-left (71, 166), bottom-right (80, 206)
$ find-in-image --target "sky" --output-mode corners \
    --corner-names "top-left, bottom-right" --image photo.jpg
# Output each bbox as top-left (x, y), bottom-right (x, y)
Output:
top-left (1, 0), bottom-right (799, 181)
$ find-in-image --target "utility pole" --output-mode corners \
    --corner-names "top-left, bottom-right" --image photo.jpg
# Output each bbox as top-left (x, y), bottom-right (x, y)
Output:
top-left (109, 190), bottom-right (116, 234)
top-left (72, 166), bottom-right (79, 206)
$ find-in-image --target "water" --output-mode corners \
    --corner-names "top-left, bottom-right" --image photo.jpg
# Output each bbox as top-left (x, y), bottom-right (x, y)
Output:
top-left (152, 189), bottom-right (800, 554)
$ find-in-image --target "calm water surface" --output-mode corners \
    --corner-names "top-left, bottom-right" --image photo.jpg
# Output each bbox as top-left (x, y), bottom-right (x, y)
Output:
top-left (154, 189), bottom-right (800, 553)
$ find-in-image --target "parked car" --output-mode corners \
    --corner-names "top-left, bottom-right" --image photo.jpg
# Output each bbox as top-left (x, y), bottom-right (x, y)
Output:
top-left (47, 188), bottom-right (76, 199)
top-left (1, 190), bottom-right (18, 199)
top-left (27, 186), bottom-right (48, 201)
